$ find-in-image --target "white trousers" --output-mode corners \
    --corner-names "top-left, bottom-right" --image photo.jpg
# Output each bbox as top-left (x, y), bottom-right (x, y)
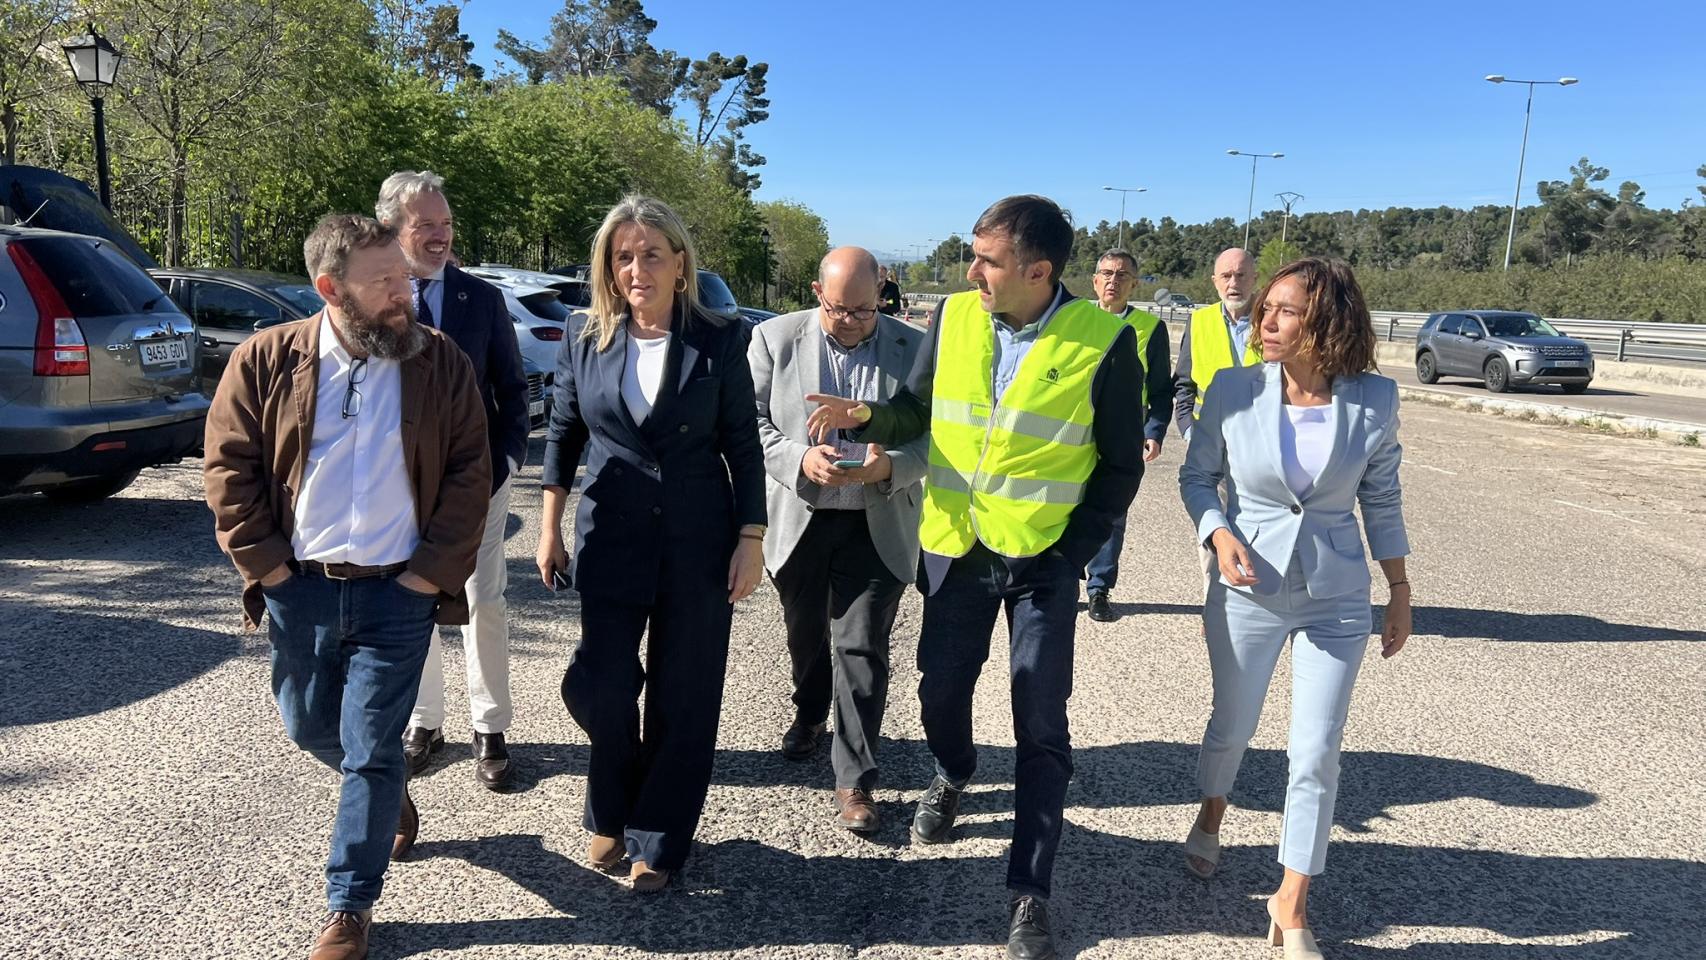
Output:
top-left (410, 475), bottom-right (512, 734)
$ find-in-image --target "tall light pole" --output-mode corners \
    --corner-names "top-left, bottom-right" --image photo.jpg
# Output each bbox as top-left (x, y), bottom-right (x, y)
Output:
top-left (61, 24), bottom-right (124, 210)
top-left (1275, 191), bottom-right (1304, 246)
top-left (1486, 74), bottom-right (1578, 271)
top-left (1101, 185), bottom-right (1147, 250)
top-left (1227, 150), bottom-right (1283, 250)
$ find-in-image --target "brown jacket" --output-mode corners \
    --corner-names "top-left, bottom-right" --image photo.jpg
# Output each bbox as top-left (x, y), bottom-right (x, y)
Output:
top-left (204, 312), bottom-right (492, 631)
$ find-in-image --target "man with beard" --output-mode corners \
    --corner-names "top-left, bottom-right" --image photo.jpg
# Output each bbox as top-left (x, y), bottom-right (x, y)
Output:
top-left (204, 214), bottom-right (490, 960)
top-left (1172, 247), bottom-right (1261, 602)
top-left (376, 171), bottom-right (529, 792)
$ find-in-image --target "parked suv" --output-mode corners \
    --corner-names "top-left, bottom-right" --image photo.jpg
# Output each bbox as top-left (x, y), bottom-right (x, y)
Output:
top-left (1415, 311), bottom-right (1594, 394)
top-left (151, 267), bottom-right (324, 384)
top-left (0, 227), bottom-right (206, 499)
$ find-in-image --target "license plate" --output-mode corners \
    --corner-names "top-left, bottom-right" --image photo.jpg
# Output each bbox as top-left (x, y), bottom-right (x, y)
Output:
top-left (1553, 359), bottom-right (1582, 367)
top-left (529, 399), bottom-right (545, 418)
top-left (139, 338), bottom-right (188, 367)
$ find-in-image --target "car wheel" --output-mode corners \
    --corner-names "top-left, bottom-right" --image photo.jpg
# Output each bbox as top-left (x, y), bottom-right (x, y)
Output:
top-left (1561, 382), bottom-right (1589, 395)
top-left (1484, 357), bottom-right (1511, 393)
top-left (1416, 350), bottom-right (1440, 384)
top-left (42, 470), bottom-right (141, 503)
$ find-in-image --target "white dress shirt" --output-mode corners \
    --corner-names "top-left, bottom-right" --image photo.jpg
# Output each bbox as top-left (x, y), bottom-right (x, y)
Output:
top-left (1279, 402), bottom-right (1336, 499)
top-left (291, 314), bottom-right (420, 565)
top-left (622, 331), bottom-right (670, 423)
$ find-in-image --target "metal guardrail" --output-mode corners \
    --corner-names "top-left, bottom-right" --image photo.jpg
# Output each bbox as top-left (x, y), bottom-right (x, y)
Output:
top-left (900, 294), bottom-right (1706, 365)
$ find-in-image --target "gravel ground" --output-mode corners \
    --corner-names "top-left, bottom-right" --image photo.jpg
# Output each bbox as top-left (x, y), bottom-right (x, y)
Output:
top-left (2, 403), bottom-right (1703, 960)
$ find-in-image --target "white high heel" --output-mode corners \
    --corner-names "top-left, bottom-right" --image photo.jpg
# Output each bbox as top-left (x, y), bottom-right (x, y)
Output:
top-left (1266, 896), bottom-right (1323, 959)
top-left (1183, 823), bottom-right (1221, 878)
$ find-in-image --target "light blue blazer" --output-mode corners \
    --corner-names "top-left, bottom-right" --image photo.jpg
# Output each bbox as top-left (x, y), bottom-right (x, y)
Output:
top-left (1180, 363), bottom-right (1409, 600)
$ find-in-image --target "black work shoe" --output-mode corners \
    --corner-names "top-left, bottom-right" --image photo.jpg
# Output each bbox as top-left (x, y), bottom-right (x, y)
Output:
top-left (1007, 896), bottom-right (1058, 960)
top-left (472, 731), bottom-right (515, 791)
top-left (1087, 592), bottom-right (1117, 622)
top-left (910, 774), bottom-right (963, 844)
top-left (402, 726), bottom-right (443, 776)
top-left (780, 719), bottom-right (826, 761)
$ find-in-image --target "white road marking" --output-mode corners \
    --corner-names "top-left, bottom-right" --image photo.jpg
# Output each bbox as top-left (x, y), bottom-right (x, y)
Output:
top-left (1551, 498), bottom-right (1647, 525)
top-left (1408, 463), bottom-right (1458, 475)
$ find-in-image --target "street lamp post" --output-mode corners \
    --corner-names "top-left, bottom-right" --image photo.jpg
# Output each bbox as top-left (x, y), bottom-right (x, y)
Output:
top-left (1275, 191), bottom-right (1304, 246)
top-left (759, 227), bottom-right (771, 310)
top-left (61, 24), bottom-right (124, 210)
top-left (1101, 185), bottom-right (1147, 250)
top-left (1485, 74), bottom-right (1578, 271)
top-left (1227, 150), bottom-right (1283, 250)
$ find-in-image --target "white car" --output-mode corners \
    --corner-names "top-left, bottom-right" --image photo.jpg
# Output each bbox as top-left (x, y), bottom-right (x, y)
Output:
top-left (478, 278), bottom-right (570, 426)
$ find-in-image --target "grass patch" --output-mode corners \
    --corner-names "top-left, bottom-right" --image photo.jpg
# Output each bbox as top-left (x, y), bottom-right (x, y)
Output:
top-left (1683, 433), bottom-right (1701, 448)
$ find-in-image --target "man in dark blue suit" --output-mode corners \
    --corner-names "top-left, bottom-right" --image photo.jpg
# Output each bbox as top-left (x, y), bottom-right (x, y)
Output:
top-left (378, 171), bottom-right (529, 792)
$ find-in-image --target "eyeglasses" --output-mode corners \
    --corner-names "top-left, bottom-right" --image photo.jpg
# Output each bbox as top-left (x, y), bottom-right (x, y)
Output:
top-left (341, 357), bottom-right (368, 419)
top-left (818, 297), bottom-right (878, 323)
top-left (1094, 269), bottom-right (1134, 281)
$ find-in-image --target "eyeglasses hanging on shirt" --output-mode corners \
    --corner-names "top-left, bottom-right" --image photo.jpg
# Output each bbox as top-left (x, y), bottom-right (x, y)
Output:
top-left (341, 357), bottom-right (369, 419)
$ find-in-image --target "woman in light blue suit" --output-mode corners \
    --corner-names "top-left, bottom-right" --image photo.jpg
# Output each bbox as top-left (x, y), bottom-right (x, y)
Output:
top-left (1178, 257), bottom-right (1412, 958)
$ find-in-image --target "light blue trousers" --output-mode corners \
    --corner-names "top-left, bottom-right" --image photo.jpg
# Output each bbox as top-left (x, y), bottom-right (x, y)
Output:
top-left (1197, 562), bottom-right (1372, 876)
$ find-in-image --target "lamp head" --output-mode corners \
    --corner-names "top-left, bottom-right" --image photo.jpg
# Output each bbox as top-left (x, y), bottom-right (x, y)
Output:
top-left (1485, 74), bottom-right (1506, 83)
top-left (1558, 77), bottom-right (1578, 86)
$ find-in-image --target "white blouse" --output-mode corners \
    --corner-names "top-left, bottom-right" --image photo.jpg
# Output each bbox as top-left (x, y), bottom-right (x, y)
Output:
top-left (622, 331), bottom-right (671, 423)
top-left (1279, 403), bottom-right (1336, 498)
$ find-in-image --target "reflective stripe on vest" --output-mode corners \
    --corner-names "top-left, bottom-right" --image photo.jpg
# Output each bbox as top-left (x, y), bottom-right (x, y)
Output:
top-left (1189, 302), bottom-right (1261, 418)
top-left (919, 291), bottom-right (1124, 559)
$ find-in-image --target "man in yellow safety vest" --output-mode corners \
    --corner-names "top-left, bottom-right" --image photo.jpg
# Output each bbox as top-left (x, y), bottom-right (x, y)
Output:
top-left (806, 195), bottom-right (1144, 960)
top-left (1085, 249), bottom-right (1172, 622)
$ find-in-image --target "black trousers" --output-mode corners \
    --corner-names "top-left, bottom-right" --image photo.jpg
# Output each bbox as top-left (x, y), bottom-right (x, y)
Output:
top-left (562, 580), bottom-right (731, 872)
top-left (771, 509), bottom-right (905, 791)
top-left (918, 543), bottom-right (1078, 899)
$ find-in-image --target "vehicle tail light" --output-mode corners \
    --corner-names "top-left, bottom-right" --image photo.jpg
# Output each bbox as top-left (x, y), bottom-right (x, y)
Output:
top-left (8, 243), bottom-right (88, 376)
top-left (530, 326), bottom-right (564, 341)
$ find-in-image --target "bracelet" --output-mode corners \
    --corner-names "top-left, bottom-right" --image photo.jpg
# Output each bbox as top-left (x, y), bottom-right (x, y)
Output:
top-left (1387, 579), bottom-right (1410, 589)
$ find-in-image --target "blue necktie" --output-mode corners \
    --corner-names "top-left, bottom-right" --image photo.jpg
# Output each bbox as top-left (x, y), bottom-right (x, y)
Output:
top-left (411, 277), bottom-right (436, 329)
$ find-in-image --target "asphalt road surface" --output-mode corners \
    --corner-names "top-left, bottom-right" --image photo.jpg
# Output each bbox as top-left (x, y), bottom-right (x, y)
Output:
top-left (3, 402), bottom-right (1704, 959)
top-left (1382, 364), bottom-right (1706, 427)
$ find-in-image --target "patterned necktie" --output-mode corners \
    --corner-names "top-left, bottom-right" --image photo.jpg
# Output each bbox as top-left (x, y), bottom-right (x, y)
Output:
top-left (411, 277), bottom-right (436, 329)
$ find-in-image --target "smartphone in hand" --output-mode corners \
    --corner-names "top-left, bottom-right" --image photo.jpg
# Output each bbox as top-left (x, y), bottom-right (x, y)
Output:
top-left (549, 568), bottom-right (573, 592)
top-left (833, 459), bottom-right (864, 469)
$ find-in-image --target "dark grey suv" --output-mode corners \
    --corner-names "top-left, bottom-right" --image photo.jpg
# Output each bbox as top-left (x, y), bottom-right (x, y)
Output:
top-left (1415, 311), bottom-right (1595, 394)
top-left (0, 226), bottom-right (206, 500)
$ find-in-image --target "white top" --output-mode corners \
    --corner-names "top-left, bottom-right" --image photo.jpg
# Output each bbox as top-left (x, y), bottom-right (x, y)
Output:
top-left (1279, 403), bottom-right (1336, 499)
top-left (622, 330), bottom-right (671, 423)
top-left (291, 314), bottom-right (419, 565)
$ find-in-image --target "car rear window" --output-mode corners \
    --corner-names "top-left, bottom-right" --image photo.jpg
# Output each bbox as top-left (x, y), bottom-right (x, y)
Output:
top-left (519, 291), bottom-right (569, 323)
top-left (265, 283), bottom-right (324, 316)
top-left (21, 236), bottom-right (178, 318)
top-left (697, 271), bottom-right (738, 317)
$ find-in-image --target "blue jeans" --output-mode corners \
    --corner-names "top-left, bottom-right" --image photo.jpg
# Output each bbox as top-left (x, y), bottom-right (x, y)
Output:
top-left (1085, 509), bottom-right (1128, 594)
top-left (917, 544), bottom-right (1077, 899)
top-left (263, 569), bottom-right (437, 912)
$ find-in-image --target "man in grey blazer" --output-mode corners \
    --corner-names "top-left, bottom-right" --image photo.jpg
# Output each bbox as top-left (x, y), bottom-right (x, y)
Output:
top-left (748, 246), bottom-right (928, 832)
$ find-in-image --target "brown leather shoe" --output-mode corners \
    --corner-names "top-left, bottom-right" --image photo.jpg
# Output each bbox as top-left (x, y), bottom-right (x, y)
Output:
top-left (629, 860), bottom-right (671, 893)
top-left (587, 833), bottom-right (624, 872)
top-left (833, 787), bottom-right (880, 833)
top-left (308, 910), bottom-right (370, 960)
top-left (401, 726), bottom-right (442, 776)
top-left (471, 731), bottom-right (515, 791)
top-left (391, 788), bottom-right (417, 861)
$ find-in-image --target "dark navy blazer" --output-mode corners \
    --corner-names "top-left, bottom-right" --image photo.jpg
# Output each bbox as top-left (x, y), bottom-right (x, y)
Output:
top-left (541, 304), bottom-right (767, 605)
top-left (437, 264), bottom-right (529, 492)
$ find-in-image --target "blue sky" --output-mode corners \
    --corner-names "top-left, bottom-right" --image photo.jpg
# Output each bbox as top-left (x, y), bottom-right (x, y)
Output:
top-left (458, 0), bottom-right (1706, 255)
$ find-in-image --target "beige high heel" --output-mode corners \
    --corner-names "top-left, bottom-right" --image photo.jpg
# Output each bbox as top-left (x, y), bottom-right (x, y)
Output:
top-left (1266, 897), bottom-right (1323, 959)
top-left (1183, 823), bottom-right (1221, 878)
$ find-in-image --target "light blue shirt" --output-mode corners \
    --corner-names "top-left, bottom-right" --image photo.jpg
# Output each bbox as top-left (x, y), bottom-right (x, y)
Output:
top-left (992, 285), bottom-right (1069, 403)
top-left (1225, 302), bottom-right (1252, 361)
top-left (413, 268), bottom-right (447, 329)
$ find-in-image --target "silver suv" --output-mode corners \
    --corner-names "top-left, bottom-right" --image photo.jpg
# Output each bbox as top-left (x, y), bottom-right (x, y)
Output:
top-left (0, 226), bottom-right (206, 500)
top-left (1414, 311), bottom-right (1594, 394)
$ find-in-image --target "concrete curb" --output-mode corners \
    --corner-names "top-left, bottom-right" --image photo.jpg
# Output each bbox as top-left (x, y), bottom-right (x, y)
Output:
top-left (1397, 384), bottom-right (1706, 446)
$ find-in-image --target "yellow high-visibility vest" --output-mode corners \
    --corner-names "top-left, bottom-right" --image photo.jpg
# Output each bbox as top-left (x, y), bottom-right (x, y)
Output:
top-left (1102, 305), bottom-right (1162, 407)
top-left (920, 291), bottom-right (1125, 558)
top-left (1189, 302), bottom-right (1260, 417)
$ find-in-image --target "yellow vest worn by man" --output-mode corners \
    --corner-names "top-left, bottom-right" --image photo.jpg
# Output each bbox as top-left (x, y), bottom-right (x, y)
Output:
top-left (921, 291), bottom-right (1126, 559)
top-left (1105, 306), bottom-right (1162, 408)
top-left (1188, 302), bottom-right (1260, 417)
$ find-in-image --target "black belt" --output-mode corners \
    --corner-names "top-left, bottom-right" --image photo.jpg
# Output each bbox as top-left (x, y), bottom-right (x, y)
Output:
top-left (299, 560), bottom-right (409, 581)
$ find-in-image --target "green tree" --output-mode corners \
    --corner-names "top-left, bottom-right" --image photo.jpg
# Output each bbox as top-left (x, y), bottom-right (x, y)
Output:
top-left (1256, 238), bottom-right (1301, 285)
top-left (0, 0), bottom-right (77, 165)
top-left (1533, 156), bottom-right (1613, 266)
top-left (495, 0), bottom-right (687, 111)
top-left (756, 198), bottom-right (828, 309)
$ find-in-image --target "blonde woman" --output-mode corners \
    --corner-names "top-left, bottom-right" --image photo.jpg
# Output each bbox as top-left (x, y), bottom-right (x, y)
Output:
top-left (536, 195), bottom-right (766, 892)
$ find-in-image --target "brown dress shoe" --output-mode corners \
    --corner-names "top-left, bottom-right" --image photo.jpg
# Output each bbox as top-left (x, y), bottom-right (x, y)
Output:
top-left (308, 910), bottom-right (370, 960)
top-left (391, 788), bottom-right (417, 861)
top-left (401, 726), bottom-right (442, 776)
top-left (833, 787), bottom-right (880, 833)
top-left (587, 833), bottom-right (624, 871)
top-left (629, 860), bottom-right (671, 893)
top-left (471, 731), bottom-right (515, 791)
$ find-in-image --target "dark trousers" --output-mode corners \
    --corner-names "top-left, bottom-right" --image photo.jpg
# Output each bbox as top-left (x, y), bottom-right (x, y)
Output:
top-left (918, 543), bottom-right (1078, 899)
top-left (263, 570), bottom-right (437, 912)
top-left (562, 582), bottom-right (732, 871)
top-left (1085, 509), bottom-right (1128, 594)
top-left (771, 509), bottom-right (905, 791)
